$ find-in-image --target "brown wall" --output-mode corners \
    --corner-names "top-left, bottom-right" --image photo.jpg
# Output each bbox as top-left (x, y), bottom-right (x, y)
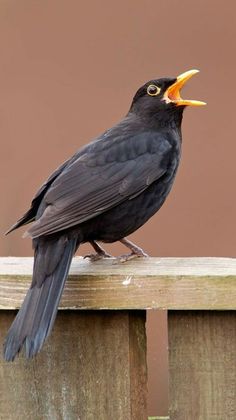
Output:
top-left (0, 0), bottom-right (235, 416)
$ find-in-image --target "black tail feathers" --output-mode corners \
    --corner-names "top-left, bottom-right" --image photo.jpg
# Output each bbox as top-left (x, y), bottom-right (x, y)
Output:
top-left (3, 235), bottom-right (78, 361)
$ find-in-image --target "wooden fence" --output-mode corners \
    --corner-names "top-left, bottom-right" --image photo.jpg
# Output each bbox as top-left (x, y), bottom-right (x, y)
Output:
top-left (0, 257), bottom-right (235, 419)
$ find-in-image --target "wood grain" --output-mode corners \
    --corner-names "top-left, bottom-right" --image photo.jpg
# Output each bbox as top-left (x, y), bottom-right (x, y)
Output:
top-left (0, 310), bottom-right (147, 420)
top-left (168, 311), bottom-right (236, 420)
top-left (0, 257), bottom-right (235, 310)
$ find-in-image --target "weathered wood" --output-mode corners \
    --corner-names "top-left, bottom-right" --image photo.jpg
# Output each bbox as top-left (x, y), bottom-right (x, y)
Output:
top-left (148, 418), bottom-right (169, 419)
top-left (168, 311), bottom-right (236, 420)
top-left (148, 418), bottom-right (169, 420)
top-left (0, 257), bottom-right (235, 310)
top-left (0, 310), bottom-right (147, 420)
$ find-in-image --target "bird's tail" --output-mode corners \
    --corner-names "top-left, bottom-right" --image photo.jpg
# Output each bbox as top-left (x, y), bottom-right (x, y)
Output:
top-left (3, 234), bottom-right (78, 361)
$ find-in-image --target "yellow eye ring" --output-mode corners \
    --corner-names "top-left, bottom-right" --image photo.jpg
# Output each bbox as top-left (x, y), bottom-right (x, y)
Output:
top-left (147, 84), bottom-right (161, 96)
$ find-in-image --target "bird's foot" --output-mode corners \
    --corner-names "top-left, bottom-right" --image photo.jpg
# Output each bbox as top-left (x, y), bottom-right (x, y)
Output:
top-left (84, 251), bottom-right (112, 262)
top-left (114, 237), bottom-right (149, 263)
top-left (114, 247), bottom-right (149, 264)
top-left (84, 241), bottom-right (113, 262)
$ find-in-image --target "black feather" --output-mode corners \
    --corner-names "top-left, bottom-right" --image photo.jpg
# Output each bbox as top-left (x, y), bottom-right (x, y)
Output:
top-left (4, 236), bottom-right (77, 361)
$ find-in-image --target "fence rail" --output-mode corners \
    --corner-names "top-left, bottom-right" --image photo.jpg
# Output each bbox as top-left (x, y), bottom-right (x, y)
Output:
top-left (0, 257), bottom-right (235, 419)
top-left (0, 257), bottom-right (235, 310)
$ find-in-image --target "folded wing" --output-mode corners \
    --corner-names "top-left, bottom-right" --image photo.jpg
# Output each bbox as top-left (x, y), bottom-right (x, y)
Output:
top-left (27, 133), bottom-right (173, 238)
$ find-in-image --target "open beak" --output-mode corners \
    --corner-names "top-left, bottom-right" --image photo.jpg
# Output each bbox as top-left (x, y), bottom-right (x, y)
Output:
top-left (163, 69), bottom-right (206, 107)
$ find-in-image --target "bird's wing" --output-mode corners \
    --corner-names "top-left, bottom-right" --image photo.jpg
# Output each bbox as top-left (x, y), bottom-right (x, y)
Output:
top-left (27, 133), bottom-right (173, 238)
top-left (6, 158), bottom-right (72, 234)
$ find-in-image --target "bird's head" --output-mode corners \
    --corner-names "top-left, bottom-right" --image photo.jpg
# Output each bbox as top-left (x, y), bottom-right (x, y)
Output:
top-left (130, 69), bottom-right (206, 127)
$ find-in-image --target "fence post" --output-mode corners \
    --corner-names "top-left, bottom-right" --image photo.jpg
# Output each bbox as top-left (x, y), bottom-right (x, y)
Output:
top-left (168, 310), bottom-right (236, 420)
top-left (0, 310), bottom-right (147, 420)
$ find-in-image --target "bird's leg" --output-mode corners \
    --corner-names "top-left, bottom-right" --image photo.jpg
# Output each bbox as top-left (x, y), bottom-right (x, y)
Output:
top-left (115, 238), bottom-right (149, 263)
top-left (84, 241), bottom-right (112, 261)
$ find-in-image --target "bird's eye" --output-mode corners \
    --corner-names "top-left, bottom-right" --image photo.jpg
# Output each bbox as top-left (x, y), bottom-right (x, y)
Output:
top-left (147, 84), bottom-right (161, 96)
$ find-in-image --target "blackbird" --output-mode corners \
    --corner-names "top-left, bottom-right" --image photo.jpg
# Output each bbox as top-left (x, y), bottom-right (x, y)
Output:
top-left (4, 69), bottom-right (205, 361)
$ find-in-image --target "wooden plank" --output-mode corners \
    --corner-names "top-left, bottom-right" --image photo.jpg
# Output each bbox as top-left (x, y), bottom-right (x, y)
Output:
top-left (168, 311), bottom-right (236, 420)
top-left (148, 418), bottom-right (169, 420)
top-left (0, 257), bottom-right (235, 310)
top-left (0, 310), bottom-right (147, 420)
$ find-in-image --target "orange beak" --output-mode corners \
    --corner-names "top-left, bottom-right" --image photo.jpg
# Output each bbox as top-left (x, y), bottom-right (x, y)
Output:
top-left (163, 69), bottom-right (206, 106)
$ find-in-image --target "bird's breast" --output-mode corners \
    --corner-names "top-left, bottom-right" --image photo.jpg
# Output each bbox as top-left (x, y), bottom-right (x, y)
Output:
top-left (80, 156), bottom-right (179, 243)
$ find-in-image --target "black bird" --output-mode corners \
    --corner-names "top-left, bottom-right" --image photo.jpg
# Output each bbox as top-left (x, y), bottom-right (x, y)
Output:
top-left (4, 69), bottom-right (205, 361)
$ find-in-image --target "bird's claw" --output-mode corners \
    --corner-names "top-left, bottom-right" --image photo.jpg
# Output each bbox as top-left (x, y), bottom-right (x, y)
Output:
top-left (84, 252), bottom-right (112, 262)
top-left (113, 250), bottom-right (149, 264)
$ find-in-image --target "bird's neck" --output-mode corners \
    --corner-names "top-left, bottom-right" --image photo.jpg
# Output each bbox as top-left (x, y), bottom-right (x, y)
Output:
top-left (129, 107), bottom-right (184, 132)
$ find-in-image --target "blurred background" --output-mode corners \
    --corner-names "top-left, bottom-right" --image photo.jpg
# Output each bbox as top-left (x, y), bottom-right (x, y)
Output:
top-left (0, 0), bottom-right (235, 416)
